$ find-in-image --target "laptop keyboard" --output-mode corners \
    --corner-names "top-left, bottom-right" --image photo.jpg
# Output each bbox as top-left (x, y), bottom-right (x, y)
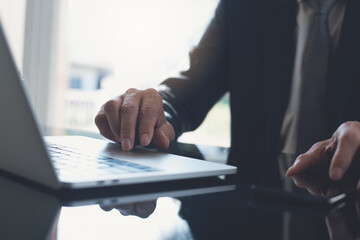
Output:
top-left (48, 144), bottom-right (160, 179)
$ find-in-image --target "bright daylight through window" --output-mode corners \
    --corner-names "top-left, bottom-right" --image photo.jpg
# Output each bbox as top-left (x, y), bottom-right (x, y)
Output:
top-left (0, 0), bottom-right (230, 147)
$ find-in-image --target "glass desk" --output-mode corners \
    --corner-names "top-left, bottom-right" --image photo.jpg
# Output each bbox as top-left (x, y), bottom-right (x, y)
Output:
top-left (1, 130), bottom-right (359, 240)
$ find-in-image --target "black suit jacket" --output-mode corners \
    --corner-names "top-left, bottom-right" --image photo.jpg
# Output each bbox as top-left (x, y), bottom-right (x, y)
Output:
top-left (159, 0), bottom-right (360, 184)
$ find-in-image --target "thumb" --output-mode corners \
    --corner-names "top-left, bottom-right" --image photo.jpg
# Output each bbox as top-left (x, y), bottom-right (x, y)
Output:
top-left (152, 122), bottom-right (175, 149)
top-left (286, 140), bottom-right (330, 177)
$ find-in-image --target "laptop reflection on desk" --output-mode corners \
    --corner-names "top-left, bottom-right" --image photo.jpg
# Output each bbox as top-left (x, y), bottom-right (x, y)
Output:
top-left (0, 174), bottom-right (235, 240)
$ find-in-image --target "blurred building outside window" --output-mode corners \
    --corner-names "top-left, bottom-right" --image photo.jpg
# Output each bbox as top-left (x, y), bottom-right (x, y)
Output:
top-left (1, 0), bottom-right (230, 147)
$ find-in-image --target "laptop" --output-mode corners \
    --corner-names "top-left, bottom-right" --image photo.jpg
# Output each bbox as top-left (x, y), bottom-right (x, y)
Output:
top-left (0, 22), bottom-right (237, 189)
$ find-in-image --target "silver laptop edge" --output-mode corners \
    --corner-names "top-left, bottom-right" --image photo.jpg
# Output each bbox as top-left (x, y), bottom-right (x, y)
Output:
top-left (0, 21), bottom-right (237, 190)
top-left (0, 21), bottom-right (60, 188)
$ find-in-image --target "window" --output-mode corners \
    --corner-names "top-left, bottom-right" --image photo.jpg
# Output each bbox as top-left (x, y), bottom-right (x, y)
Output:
top-left (5, 0), bottom-right (230, 147)
top-left (0, 0), bottom-right (26, 70)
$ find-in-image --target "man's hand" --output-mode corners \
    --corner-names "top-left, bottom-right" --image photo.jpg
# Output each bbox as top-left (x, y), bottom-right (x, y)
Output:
top-left (291, 172), bottom-right (353, 198)
top-left (286, 121), bottom-right (360, 187)
top-left (99, 201), bottom-right (157, 219)
top-left (95, 88), bottom-right (175, 151)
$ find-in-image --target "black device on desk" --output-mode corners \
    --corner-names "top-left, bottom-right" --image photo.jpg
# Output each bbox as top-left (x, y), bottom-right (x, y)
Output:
top-left (250, 184), bottom-right (358, 213)
top-left (249, 165), bottom-right (360, 215)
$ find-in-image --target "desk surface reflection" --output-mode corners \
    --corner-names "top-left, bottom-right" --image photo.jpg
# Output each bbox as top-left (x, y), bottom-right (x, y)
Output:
top-left (0, 139), bottom-right (359, 240)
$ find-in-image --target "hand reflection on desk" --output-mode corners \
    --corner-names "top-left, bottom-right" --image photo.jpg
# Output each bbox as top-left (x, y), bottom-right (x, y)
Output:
top-left (289, 172), bottom-right (360, 239)
top-left (99, 200), bottom-right (157, 219)
top-left (326, 198), bottom-right (360, 240)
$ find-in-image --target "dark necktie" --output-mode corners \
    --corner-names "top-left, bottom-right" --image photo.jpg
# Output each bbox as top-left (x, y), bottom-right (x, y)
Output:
top-left (296, 0), bottom-right (338, 154)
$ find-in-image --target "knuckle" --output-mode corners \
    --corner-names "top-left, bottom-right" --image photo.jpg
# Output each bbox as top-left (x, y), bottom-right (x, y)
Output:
top-left (103, 99), bottom-right (119, 113)
top-left (145, 88), bottom-right (158, 95)
top-left (312, 142), bottom-right (322, 149)
top-left (296, 153), bottom-right (306, 161)
top-left (125, 88), bottom-right (138, 95)
top-left (337, 121), bottom-right (352, 133)
top-left (145, 88), bottom-right (162, 100)
top-left (121, 103), bottom-right (137, 114)
top-left (341, 129), bottom-right (360, 143)
top-left (94, 113), bottom-right (107, 127)
top-left (309, 141), bottom-right (325, 151)
top-left (353, 121), bottom-right (360, 130)
top-left (343, 121), bottom-right (353, 127)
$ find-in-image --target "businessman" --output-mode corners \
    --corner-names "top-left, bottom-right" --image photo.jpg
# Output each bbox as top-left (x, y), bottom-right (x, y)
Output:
top-left (95, 0), bottom-right (360, 184)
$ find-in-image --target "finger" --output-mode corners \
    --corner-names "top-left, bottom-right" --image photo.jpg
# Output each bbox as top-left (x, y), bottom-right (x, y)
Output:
top-left (329, 134), bottom-right (360, 181)
top-left (152, 120), bottom-right (175, 149)
top-left (137, 90), bottom-right (162, 146)
top-left (291, 175), bottom-right (312, 188)
top-left (134, 201), bottom-right (157, 219)
top-left (116, 203), bottom-right (135, 216)
top-left (120, 91), bottom-right (141, 151)
top-left (291, 174), bottom-right (317, 189)
top-left (99, 204), bottom-right (114, 212)
top-left (286, 140), bottom-right (330, 177)
top-left (94, 109), bottom-right (119, 142)
top-left (102, 97), bottom-right (123, 141)
top-left (292, 174), bottom-right (323, 196)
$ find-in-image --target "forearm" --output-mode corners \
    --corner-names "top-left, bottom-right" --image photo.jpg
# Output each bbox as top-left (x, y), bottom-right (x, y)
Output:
top-left (158, 0), bottom-right (228, 138)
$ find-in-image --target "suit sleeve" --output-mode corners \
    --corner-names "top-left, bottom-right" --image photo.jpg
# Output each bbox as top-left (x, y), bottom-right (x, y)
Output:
top-left (158, 0), bottom-right (228, 138)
